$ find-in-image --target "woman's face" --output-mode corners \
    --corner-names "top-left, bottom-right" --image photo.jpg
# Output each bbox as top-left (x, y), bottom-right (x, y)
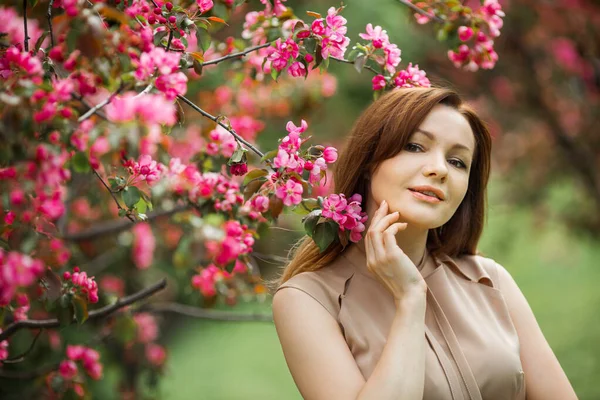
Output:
top-left (368, 104), bottom-right (476, 230)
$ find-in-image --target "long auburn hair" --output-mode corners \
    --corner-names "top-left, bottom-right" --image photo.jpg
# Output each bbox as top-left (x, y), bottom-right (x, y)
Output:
top-left (275, 86), bottom-right (492, 286)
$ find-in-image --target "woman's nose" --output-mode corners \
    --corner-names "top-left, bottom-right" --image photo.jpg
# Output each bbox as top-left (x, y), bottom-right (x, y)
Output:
top-left (422, 153), bottom-right (448, 180)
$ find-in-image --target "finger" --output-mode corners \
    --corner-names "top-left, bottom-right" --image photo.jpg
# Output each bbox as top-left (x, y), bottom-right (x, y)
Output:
top-left (369, 200), bottom-right (388, 229)
top-left (373, 211), bottom-right (399, 232)
top-left (370, 229), bottom-right (386, 261)
top-left (383, 222), bottom-right (408, 252)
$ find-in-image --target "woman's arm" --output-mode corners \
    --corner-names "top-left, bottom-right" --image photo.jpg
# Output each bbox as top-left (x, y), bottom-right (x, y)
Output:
top-left (272, 286), bottom-right (427, 400)
top-left (496, 263), bottom-right (578, 400)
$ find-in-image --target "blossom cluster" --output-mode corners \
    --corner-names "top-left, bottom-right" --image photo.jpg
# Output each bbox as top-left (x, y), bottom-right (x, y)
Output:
top-left (0, 46), bottom-right (43, 82)
top-left (204, 220), bottom-right (255, 266)
top-left (165, 158), bottom-right (245, 212)
top-left (191, 260), bottom-right (248, 297)
top-left (321, 193), bottom-right (367, 242)
top-left (356, 24), bottom-right (430, 90)
top-left (106, 92), bottom-right (177, 127)
top-left (271, 120), bottom-right (337, 206)
top-left (123, 154), bottom-right (166, 186)
top-left (0, 249), bottom-right (45, 306)
top-left (59, 344), bottom-right (103, 381)
top-left (413, 0), bottom-right (504, 71)
top-left (133, 46), bottom-right (188, 100)
top-left (63, 267), bottom-right (100, 303)
top-left (311, 7), bottom-right (351, 59)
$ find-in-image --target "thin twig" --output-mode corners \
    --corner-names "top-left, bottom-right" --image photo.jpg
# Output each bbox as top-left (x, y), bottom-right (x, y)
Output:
top-left (61, 203), bottom-right (189, 242)
top-left (139, 302), bottom-right (273, 322)
top-left (191, 42), bottom-right (272, 69)
top-left (0, 330), bottom-right (44, 364)
top-left (78, 83), bottom-right (126, 123)
top-left (22, 0), bottom-right (29, 52)
top-left (47, 0), bottom-right (55, 48)
top-left (396, 0), bottom-right (445, 23)
top-left (330, 56), bottom-right (381, 75)
top-left (0, 279), bottom-right (167, 342)
top-left (166, 30), bottom-right (174, 52)
top-left (177, 95), bottom-right (265, 159)
top-left (92, 169), bottom-right (135, 222)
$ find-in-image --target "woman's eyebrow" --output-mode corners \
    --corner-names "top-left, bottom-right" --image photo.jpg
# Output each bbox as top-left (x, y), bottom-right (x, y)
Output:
top-left (415, 128), bottom-right (472, 153)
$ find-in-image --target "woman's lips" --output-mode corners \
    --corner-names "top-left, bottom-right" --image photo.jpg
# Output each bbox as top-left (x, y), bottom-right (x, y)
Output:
top-left (409, 189), bottom-right (442, 203)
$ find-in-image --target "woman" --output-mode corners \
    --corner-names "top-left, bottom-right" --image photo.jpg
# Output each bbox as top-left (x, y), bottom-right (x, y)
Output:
top-left (271, 87), bottom-right (577, 399)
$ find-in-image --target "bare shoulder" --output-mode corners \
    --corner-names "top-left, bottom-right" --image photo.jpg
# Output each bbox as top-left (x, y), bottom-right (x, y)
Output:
top-left (272, 286), bottom-right (365, 400)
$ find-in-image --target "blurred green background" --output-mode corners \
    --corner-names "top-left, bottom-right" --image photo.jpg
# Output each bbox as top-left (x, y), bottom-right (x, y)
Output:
top-left (164, 0), bottom-right (600, 398)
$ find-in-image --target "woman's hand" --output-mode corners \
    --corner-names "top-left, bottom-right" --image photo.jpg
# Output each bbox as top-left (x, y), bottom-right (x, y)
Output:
top-left (365, 200), bottom-right (427, 302)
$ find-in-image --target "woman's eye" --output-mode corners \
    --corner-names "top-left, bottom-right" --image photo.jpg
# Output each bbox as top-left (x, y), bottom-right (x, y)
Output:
top-left (449, 159), bottom-right (467, 169)
top-left (405, 143), bottom-right (422, 152)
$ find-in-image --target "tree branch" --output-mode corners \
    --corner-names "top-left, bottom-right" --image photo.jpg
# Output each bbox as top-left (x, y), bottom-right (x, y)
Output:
top-left (396, 0), bottom-right (445, 24)
top-left (78, 82), bottom-right (126, 123)
top-left (93, 169), bottom-right (135, 222)
top-left (166, 30), bottom-right (173, 52)
top-left (0, 279), bottom-right (168, 342)
top-left (22, 0), bottom-right (29, 52)
top-left (138, 302), bottom-right (273, 322)
top-left (189, 42), bottom-right (272, 69)
top-left (61, 203), bottom-right (189, 242)
top-left (0, 329), bottom-right (44, 364)
top-left (176, 95), bottom-right (265, 159)
top-left (47, 0), bottom-right (55, 48)
top-left (330, 56), bottom-right (381, 75)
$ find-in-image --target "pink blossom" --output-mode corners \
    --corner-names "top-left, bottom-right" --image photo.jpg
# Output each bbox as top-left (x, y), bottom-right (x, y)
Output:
top-left (155, 71), bottom-right (188, 99)
top-left (372, 74), bottom-right (387, 91)
top-left (383, 43), bottom-right (401, 74)
top-left (359, 23), bottom-right (389, 48)
top-left (458, 26), bottom-right (474, 42)
top-left (322, 147), bottom-right (338, 163)
top-left (146, 343), bottom-right (167, 366)
top-left (134, 313), bottom-right (159, 343)
top-left (319, 193), bottom-right (367, 242)
top-left (0, 249), bottom-right (45, 306)
top-left (59, 360), bottom-right (78, 379)
top-left (250, 195), bottom-right (269, 212)
top-left (311, 19), bottom-right (326, 35)
top-left (393, 63), bottom-right (431, 88)
top-left (4, 211), bottom-right (15, 225)
top-left (124, 154), bottom-right (164, 185)
top-left (276, 179), bottom-right (303, 206)
top-left (288, 61), bottom-right (306, 78)
top-left (198, 0), bottom-right (214, 14)
top-left (132, 223), bottom-right (155, 269)
top-left (230, 116), bottom-right (265, 141)
top-left (0, 329), bottom-right (8, 361)
top-left (206, 126), bottom-right (237, 158)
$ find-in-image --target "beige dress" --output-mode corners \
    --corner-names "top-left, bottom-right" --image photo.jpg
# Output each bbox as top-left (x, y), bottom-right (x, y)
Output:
top-left (276, 247), bottom-right (526, 400)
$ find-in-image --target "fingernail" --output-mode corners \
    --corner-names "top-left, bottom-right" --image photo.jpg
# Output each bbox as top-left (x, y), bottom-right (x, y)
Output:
top-left (382, 200), bottom-right (386, 206)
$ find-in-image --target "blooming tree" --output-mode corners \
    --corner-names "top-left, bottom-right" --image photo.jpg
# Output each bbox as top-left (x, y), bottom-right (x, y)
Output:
top-left (0, 0), bottom-right (504, 396)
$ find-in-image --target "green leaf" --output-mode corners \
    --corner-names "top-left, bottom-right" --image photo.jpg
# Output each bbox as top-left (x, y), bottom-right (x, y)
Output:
top-left (193, 58), bottom-right (203, 76)
top-left (153, 30), bottom-right (168, 47)
top-left (354, 54), bottom-right (367, 74)
top-left (260, 148), bottom-right (278, 162)
top-left (242, 169), bottom-right (269, 186)
top-left (122, 186), bottom-right (142, 209)
top-left (346, 48), bottom-right (359, 62)
top-left (303, 37), bottom-right (316, 55)
top-left (228, 146), bottom-right (247, 165)
top-left (34, 31), bottom-right (49, 54)
top-left (72, 295), bottom-right (88, 324)
top-left (313, 221), bottom-right (338, 252)
top-left (270, 68), bottom-right (281, 81)
top-left (135, 197), bottom-right (147, 214)
top-left (224, 260), bottom-right (236, 274)
top-left (195, 27), bottom-right (212, 52)
top-left (302, 209), bottom-right (322, 237)
top-left (243, 177), bottom-right (267, 202)
top-left (72, 151), bottom-right (91, 173)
